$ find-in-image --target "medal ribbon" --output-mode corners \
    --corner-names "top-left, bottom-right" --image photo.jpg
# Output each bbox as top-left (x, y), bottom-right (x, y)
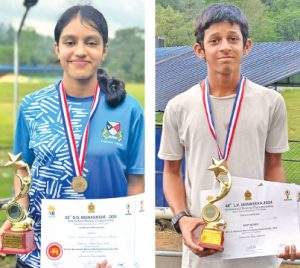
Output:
top-left (58, 81), bottom-right (101, 176)
top-left (202, 76), bottom-right (246, 160)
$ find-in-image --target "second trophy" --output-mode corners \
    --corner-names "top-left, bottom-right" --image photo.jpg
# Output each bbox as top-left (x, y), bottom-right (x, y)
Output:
top-left (199, 158), bottom-right (232, 251)
top-left (0, 153), bottom-right (35, 254)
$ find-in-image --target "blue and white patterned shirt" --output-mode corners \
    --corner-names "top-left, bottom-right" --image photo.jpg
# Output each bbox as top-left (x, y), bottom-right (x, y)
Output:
top-left (13, 82), bottom-right (144, 267)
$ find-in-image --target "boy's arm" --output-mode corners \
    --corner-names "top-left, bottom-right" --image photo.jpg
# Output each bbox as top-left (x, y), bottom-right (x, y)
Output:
top-left (163, 160), bottom-right (217, 257)
top-left (163, 160), bottom-right (186, 213)
top-left (264, 152), bottom-right (285, 182)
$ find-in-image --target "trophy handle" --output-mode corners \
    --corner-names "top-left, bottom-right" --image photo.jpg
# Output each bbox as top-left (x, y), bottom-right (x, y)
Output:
top-left (210, 173), bottom-right (232, 204)
top-left (14, 174), bottom-right (31, 201)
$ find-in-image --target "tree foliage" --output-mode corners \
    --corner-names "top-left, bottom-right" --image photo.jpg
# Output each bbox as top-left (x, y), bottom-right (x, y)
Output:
top-left (156, 0), bottom-right (300, 47)
top-left (0, 25), bottom-right (144, 82)
top-left (103, 27), bottom-right (144, 82)
top-left (156, 5), bottom-right (195, 46)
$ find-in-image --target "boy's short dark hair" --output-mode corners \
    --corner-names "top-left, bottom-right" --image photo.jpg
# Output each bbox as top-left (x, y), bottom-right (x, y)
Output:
top-left (194, 3), bottom-right (249, 49)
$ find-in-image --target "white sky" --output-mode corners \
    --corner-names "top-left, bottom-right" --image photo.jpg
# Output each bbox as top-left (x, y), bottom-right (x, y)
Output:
top-left (0, 0), bottom-right (144, 38)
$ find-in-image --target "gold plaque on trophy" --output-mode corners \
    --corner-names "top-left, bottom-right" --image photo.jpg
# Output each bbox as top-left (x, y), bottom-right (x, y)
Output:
top-left (199, 158), bottom-right (232, 251)
top-left (0, 153), bottom-right (36, 254)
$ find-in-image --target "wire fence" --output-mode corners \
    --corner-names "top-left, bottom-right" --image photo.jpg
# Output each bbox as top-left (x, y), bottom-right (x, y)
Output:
top-left (283, 140), bottom-right (300, 184)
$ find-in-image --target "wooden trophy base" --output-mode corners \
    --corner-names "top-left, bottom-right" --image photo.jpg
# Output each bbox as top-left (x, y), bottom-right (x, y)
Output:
top-left (0, 229), bottom-right (36, 254)
top-left (198, 227), bottom-right (224, 251)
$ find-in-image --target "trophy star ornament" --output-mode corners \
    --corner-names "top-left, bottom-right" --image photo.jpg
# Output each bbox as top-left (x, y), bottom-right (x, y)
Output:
top-left (5, 152), bottom-right (22, 166)
top-left (208, 158), bottom-right (228, 177)
top-left (5, 153), bottom-right (29, 170)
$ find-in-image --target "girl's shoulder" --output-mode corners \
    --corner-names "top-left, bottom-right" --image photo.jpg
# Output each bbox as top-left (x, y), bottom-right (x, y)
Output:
top-left (21, 84), bottom-right (58, 108)
top-left (121, 94), bottom-right (143, 114)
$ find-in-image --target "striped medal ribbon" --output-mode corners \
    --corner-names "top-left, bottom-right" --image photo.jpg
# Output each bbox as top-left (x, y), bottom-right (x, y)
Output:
top-left (58, 81), bottom-right (101, 193)
top-left (202, 76), bottom-right (246, 161)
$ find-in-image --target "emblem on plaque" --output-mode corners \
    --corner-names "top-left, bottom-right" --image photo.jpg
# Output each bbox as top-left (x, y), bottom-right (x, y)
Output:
top-left (88, 202), bottom-right (95, 213)
top-left (244, 190), bottom-right (252, 201)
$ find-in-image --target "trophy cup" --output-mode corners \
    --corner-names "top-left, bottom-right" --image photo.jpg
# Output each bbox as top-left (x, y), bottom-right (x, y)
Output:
top-left (199, 158), bottom-right (232, 251)
top-left (0, 153), bottom-right (35, 254)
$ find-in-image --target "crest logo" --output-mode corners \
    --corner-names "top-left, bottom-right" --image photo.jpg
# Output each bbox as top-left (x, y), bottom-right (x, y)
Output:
top-left (244, 190), bottom-right (252, 201)
top-left (88, 202), bottom-right (95, 213)
top-left (125, 203), bottom-right (131, 215)
top-left (284, 189), bottom-right (291, 200)
top-left (139, 200), bottom-right (145, 212)
top-left (46, 242), bottom-right (63, 260)
top-left (48, 206), bottom-right (56, 217)
top-left (102, 121), bottom-right (122, 142)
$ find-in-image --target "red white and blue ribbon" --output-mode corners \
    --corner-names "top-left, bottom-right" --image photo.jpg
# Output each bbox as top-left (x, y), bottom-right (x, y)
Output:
top-left (58, 81), bottom-right (101, 176)
top-left (202, 76), bottom-right (246, 160)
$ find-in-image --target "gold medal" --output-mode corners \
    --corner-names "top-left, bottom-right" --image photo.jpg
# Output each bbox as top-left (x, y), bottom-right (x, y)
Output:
top-left (72, 176), bottom-right (88, 193)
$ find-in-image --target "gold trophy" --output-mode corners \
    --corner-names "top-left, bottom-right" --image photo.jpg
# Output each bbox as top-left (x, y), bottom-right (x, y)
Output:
top-left (0, 153), bottom-right (35, 254)
top-left (199, 158), bottom-right (232, 251)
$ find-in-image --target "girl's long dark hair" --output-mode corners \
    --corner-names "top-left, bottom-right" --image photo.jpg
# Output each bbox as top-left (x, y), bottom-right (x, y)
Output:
top-left (55, 5), bottom-right (126, 107)
top-left (97, 68), bottom-right (126, 107)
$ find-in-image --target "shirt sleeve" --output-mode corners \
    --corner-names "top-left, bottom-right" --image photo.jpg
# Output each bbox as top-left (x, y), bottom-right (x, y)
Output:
top-left (266, 94), bottom-right (289, 154)
top-left (126, 103), bottom-right (145, 175)
top-left (13, 101), bottom-right (35, 165)
top-left (158, 99), bottom-right (184, 160)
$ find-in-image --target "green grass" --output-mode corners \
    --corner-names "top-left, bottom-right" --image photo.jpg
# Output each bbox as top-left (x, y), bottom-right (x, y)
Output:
top-left (281, 89), bottom-right (300, 140)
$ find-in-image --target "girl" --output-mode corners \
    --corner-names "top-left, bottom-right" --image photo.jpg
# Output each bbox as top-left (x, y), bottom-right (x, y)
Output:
top-left (0, 5), bottom-right (144, 268)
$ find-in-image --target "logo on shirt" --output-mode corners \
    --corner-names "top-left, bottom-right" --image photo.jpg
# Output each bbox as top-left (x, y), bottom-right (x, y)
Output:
top-left (102, 121), bottom-right (122, 142)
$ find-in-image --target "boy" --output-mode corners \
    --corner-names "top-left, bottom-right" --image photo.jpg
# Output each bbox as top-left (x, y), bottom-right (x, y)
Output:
top-left (158, 3), bottom-right (288, 268)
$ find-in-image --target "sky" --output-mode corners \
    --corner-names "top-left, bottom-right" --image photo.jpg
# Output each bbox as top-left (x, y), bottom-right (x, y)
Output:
top-left (0, 0), bottom-right (144, 38)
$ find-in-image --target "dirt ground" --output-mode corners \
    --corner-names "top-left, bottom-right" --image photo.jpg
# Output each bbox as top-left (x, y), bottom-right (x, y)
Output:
top-left (155, 224), bottom-right (300, 268)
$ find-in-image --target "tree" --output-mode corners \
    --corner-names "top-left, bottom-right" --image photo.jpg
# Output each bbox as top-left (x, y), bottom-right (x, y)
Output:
top-left (18, 27), bottom-right (55, 66)
top-left (103, 27), bottom-right (144, 82)
top-left (156, 5), bottom-right (195, 46)
top-left (156, 0), bottom-right (185, 11)
top-left (239, 0), bottom-right (278, 42)
top-left (157, 0), bottom-right (300, 44)
top-left (273, 8), bottom-right (300, 41)
top-left (0, 45), bottom-right (13, 65)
